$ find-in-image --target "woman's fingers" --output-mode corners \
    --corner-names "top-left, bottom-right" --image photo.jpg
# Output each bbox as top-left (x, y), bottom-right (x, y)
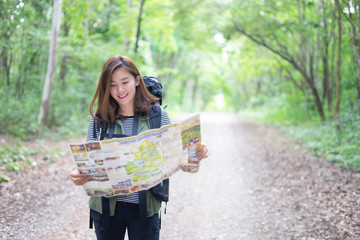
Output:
top-left (72, 175), bottom-right (90, 186)
top-left (196, 143), bottom-right (209, 159)
top-left (70, 169), bottom-right (90, 186)
top-left (75, 176), bottom-right (90, 186)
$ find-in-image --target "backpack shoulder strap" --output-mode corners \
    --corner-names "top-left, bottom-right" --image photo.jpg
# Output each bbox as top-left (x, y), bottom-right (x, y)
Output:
top-left (93, 115), bottom-right (109, 141)
top-left (149, 103), bottom-right (162, 129)
top-left (92, 119), bottom-right (98, 140)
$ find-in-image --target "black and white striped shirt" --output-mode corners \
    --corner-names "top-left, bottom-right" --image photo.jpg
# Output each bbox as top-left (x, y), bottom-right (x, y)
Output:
top-left (86, 108), bottom-right (171, 204)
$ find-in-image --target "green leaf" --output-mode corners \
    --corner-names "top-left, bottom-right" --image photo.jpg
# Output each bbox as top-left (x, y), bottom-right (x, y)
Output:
top-left (0, 172), bottom-right (10, 182)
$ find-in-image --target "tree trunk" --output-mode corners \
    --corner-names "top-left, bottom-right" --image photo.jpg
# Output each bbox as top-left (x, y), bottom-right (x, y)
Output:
top-left (179, 78), bottom-right (187, 106)
top-left (354, 0), bottom-right (360, 99)
top-left (191, 76), bottom-right (198, 110)
top-left (308, 74), bottom-right (325, 121)
top-left (15, 24), bottom-right (25, 98)
top-left (320, 0), bottom-right (331, 110)
top-left (59, 15), bottom-right (70, 89)
top-left (0, 45), bottom-right (10, 86)
top-left (105, 0), bottom-right (115, 33)
top-left (330, 19), bottom-right (336, 109)
top-left (322, 53), bottom-right (330, 107)
top-left (123, 0), bottom-right (132, 53)
top-left (38, 0), bottom-right (62, 125)
top-left (297, 0), bottom-right (307, 68)
top-left (59, 55), bottom-right (69, 89)
top-left (334, 0), bottom-right (341, 123)
top-left (134, 0), bottom-right (145, 54)
top-left (357, 0), bottom-right (360, 99)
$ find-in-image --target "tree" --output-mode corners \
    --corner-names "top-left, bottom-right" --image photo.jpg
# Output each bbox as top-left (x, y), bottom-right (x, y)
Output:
top-left (334, 0), bottom-right (342, 122)
top-left (123, 0), bottom-right (133, 53)
top-left (319, 0), bottom-right (334, 110)
top-left (228, 0), bottom-right (326, 120)
top-left (0, 1), bottom-right (20, 87)
top-left (340, 0), bottom-right (360, 100)
top-left (134, 0), bottom-right (145, 54)
top-left (38, 0), bottom-right (62, 125)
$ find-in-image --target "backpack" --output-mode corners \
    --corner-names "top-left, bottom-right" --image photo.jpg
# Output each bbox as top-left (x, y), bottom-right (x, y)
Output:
top-left (143, 76), bottom-right (163, 105)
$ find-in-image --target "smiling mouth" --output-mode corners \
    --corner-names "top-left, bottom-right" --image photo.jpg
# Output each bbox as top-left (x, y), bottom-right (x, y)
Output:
top-left (119, 94), bottom-right (128, 99)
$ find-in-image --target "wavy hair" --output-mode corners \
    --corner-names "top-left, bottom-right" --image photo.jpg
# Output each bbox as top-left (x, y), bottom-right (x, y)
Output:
top-left (89, 55), bottom-right (159, 123)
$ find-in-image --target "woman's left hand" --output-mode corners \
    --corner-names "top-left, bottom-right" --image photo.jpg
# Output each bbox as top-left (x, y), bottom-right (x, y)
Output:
top-left (196, 143), bottom-right (209, 160)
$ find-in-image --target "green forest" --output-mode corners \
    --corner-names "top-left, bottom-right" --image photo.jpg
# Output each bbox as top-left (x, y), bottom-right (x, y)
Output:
top-left (1, 0), bottom-right (360, 180)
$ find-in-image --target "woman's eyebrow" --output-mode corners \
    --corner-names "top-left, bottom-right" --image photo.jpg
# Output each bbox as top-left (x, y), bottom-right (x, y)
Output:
top-left (110, 77), bottom-right (129, 82)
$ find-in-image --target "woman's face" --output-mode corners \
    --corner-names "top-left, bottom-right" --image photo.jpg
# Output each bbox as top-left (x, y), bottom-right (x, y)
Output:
top-left (110, 68), bottom-right (140, 115)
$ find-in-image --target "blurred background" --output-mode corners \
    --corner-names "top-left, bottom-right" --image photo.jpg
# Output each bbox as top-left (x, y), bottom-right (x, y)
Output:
top-left (1, 0), bottom-right (360, 177)
top-left (1, 2), bottom-right (360, 239)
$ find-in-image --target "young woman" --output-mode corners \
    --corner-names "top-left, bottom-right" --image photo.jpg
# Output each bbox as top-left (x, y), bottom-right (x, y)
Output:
top-left (70, 55), bottom-right (209, 240)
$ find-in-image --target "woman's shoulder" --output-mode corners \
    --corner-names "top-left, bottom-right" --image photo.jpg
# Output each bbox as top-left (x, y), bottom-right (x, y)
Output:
top-left (160, 107), bottom-right (169, 116)
top-left (159, 106), bottom-right (171, 125)
top-left (88, 116), bottom-right (100, 127)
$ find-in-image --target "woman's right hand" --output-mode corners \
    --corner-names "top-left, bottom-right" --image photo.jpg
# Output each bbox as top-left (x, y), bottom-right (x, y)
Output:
top-left (70, 169), bottom-right (90, 186)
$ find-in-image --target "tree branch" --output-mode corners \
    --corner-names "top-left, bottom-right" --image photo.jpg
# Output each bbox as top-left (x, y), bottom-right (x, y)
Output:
top-left (232, 20), bottom-right (309, 82)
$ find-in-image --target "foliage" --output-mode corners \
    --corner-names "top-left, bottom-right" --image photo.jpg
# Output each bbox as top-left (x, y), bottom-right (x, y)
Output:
top-left (42, 148), bottom-right (67, 163)
top-left (0, 145), bottom-right (37, 165)
top-left (283, 110), bottom-right (360, 170)
top-left (0, 172), bottom-right (10, 182)
top-left (1, 0), bottom-right (360, 172)
top-left (243, 96), bottom-right (360, 170)
top-left (0, 143), bottom-right (38, 182)
top-left (0, 140), bottom-right (67, 182)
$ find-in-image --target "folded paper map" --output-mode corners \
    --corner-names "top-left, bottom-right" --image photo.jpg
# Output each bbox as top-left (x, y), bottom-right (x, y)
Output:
top-left (69, 114), bottom-right (201, 197)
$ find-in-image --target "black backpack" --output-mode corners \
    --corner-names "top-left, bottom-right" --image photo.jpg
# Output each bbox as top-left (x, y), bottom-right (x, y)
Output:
top-left (143, 76), bottom-right (163, 105)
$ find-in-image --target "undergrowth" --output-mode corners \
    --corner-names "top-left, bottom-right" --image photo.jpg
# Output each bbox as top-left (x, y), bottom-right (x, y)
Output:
top-left (0, 140), bottom-right (67, 182)
top-left (0, 143), bottom-right (38, 182)
top-left (283, 114), bottom-right (360, 170)
top-left (243, 95), bottom-right (360, 171)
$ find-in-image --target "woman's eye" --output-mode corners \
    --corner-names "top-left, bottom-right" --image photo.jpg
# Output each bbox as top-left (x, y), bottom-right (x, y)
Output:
top-left (123, 82), bottom-right (129, 84)
top-left (110, 85), bottom-right (116, 87)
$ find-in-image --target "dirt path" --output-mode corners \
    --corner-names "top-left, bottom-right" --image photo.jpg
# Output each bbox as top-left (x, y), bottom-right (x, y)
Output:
top-left (1, 113), bottom-right (359, 239)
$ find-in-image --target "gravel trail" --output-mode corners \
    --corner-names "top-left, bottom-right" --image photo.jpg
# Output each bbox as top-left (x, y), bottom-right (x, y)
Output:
top-left (1, 113), bottom-right (359, 239)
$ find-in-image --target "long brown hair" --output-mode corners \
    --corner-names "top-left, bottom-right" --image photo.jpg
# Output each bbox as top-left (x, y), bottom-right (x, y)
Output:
top-left (89, 55), bottom-right (159, 123)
